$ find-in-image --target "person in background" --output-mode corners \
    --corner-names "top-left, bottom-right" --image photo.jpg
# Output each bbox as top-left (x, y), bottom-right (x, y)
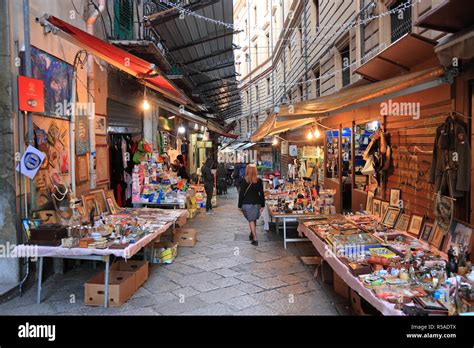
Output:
top-left (216, 162), bottom-right (227, 195)
top-left (238, 164), bottom-right (265, 246)
top-left (175, 154), bottom-right (189, 180)
top-left (202, 158), bottom-right (214, 215)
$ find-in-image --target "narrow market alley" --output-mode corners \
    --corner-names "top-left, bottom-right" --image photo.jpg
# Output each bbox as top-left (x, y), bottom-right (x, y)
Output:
top-left (0, 189), bottom-right (348, 316)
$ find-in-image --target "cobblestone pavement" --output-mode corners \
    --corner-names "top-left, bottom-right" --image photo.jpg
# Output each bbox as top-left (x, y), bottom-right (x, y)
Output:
top-left (0, 188), bottom-right (349, 315)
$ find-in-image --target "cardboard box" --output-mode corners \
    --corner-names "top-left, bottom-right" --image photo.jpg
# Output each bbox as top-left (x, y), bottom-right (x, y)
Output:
top-left (175, 214), bottom-right (187, 227)
top-left (110, 260), bottom-right (149, 291)
top-left (333, 271), bottom-right (349, 300)
top-left (84, 271), bottom-right (135, 307)
top-left (173, 228), bottom-right (197, 247)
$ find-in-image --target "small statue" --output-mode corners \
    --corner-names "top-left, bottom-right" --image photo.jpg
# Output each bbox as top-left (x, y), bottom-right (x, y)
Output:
top-left (446, 246), bottom-right (458, 278)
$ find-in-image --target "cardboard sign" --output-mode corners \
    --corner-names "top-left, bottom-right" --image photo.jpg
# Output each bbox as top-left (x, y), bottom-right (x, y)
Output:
top-left (18, 76), bottom-right (44, 113)
top-left (16, 145), bottom-right (46, 179)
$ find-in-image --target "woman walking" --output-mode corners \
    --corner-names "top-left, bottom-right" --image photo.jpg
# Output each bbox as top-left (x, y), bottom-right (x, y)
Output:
top-left (238, 164), bottom-right (265, 246)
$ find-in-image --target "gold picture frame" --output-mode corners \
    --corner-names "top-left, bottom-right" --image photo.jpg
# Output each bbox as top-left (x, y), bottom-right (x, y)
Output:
top-left (430, 223), bottom-right (444, 249)
top-left (420, 222), bottom-right (434, 242)
top-left (395, 213), bottom-right (411, 232)
top-left (105, 190), bottom-right (121, 213)
top-left (407, 215), bottom-right (424, 237)
top-left (389, 188), bottom-right (401, 207)
top-left (381, 206), bottom-right (401, 228)
top-left (372, 199), bottom-right (382, 218)
top-left (380, 201), bottom-right (390, 220)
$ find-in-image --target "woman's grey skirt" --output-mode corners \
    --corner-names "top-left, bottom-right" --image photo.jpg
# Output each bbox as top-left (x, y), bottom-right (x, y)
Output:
top-left (241, 204), bottom-right (261, 221)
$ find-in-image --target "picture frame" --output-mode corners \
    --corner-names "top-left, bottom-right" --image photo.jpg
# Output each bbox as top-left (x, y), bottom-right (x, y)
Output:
top-left (420, 222), bottom-right (434, 242)
top-left (372, 199), bottom-right (382, 218)
top-left (381, 206), bottom-right (401, 228)
top-left (380, 201), bottom-right (390, 220)
top-left (389, 189), bottom-right (401, 207)
top-left (76, 154), bottom-right (89, 185)
top-left (21, 219), bottom-right (41, 239)
top-left (81, 193), bottom-right (97, 217)
top-left (95, 144), bottom-right (109, 184)
top-left (107, 198), bottom-right (117, 214)
top-left (105, 190), bottom-right (121, 213)
top-left (89, 189), bottom-right (109, 215)
top-left (366, 191), bottom-right (374, 214)
top-left (395, 213), bottom-right (411, 232)
top-left (407, 215), bottom-right (424, 237)
top-left (430, 223), bottom-right (444, 249)
top-left (95, 115), bottom-right (107, 135)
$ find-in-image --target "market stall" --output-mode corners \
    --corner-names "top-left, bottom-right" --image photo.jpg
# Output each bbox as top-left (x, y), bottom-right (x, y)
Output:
top-left (17, 197), bottom-right (187, 308)
top-left (297, 211), bottom-right (473, 316)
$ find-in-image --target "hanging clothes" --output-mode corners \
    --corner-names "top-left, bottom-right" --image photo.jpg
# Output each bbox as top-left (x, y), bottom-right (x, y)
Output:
top-left (428, 116), bottom-right (470, 197)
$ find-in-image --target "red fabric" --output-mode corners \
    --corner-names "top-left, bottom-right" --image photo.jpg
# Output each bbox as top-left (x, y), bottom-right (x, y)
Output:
top-left (47, 16), bottom-right (190, 105)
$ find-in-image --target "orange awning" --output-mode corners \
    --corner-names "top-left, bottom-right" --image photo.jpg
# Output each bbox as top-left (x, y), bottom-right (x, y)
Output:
top-left (251, 66), bottom-right (446, 142)
top-left (44, 15), bottom-right (191, 105)
top-left (277, 66), bottom-right (445, 119)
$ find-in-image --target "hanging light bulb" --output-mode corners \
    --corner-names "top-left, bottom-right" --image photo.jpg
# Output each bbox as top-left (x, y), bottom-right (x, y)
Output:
top-left (142, 85), bottom-right (150, 110)
top-left (178, 125), bottom-right (186, 134)
top-left (307, 130), bottom-right (313, 140)
top-left (272, 137), bottom-right (279, 146)
top-left (314, 128), bottom-right (321, 138)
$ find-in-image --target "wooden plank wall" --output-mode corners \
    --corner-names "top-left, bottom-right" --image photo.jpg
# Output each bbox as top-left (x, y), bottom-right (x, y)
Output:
top-left (320, 83), bottom-right (453, 221)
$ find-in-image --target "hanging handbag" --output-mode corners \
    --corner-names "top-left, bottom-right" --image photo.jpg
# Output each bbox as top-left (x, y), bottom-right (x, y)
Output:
top-left (361, 155), bottom-right (376, 176)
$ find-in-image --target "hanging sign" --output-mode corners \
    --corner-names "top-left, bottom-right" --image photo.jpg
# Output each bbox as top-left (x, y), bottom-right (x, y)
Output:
top-left (18, 76), bottom-right (44, 113)
top-left (289, 145), bottom-right (298, 157)
top-left (16, 145), bottom-right (46, 179)
top-left (281, 140), bottom-right (288, 155)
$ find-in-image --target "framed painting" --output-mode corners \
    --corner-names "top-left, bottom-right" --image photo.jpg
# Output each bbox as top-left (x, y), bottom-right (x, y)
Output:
top-left (408, 215), bottom-right (424, 237)
top-left (395, 213), bottom-right (411, 232)
top-left (381, 206), bottom-right (401, 228)
top-left (29, 46), bottom-right (74, 119)
top-left (420, 222), bottom-right (434, 242)
top-left (95, 144), bottom-right (109, 184)
top-left (430, 223), bottom-right (445, 249)
top-left (389, 189), bottom-right (401, 207)
top-left (89, 189), bottom-right (109, 215)
top-left (372, 199), bottom-right (382, 218)
top-left (95, 115), bottom-right (107, 135)
top-left (76, 154), bottom-right (89, 185)
top-left (380, 201), bottom-right (390, 220)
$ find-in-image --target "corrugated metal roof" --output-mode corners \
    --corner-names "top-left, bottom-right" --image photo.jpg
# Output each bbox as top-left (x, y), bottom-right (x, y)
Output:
top-left (149, 0), bottom-right (241, 122)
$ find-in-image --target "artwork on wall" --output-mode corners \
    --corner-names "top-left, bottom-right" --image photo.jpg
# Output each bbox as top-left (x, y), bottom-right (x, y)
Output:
top-left (95, 115), bottom-right (107, 135)
top-left (76, 116), bottom-right (90, 156)
top-left (389, 189), bottom-right (401, 207)
top-left (95, 144), bottom-right (109, 184)
top-left (76, 154), bottom-right (89, 185)
top-left (29, 46), bottom-right (74, 119)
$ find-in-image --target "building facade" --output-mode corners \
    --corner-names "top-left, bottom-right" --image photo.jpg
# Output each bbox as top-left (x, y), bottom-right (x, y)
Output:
top-left (233, 0), bottom-right (446, 139)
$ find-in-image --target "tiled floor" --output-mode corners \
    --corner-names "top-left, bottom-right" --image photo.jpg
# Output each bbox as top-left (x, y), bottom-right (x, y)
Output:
top-left (0, 188), bottom-right (350, 315)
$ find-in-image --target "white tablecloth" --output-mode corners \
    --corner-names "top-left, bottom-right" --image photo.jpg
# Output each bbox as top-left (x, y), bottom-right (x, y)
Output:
top-left (298, 223), bottom-right (403, 316)
top-left (14, 210), bottom-right (188, 260)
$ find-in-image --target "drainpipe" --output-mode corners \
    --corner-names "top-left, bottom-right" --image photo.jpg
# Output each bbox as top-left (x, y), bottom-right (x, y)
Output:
top-left (86, 0), bottom-right (105, 189)
top-left (22, 0), bottom-right (35, 210)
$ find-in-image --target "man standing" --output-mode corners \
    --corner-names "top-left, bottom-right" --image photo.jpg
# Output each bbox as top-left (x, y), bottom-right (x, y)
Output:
top-left (202, 158), bottom-right (214, 215)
